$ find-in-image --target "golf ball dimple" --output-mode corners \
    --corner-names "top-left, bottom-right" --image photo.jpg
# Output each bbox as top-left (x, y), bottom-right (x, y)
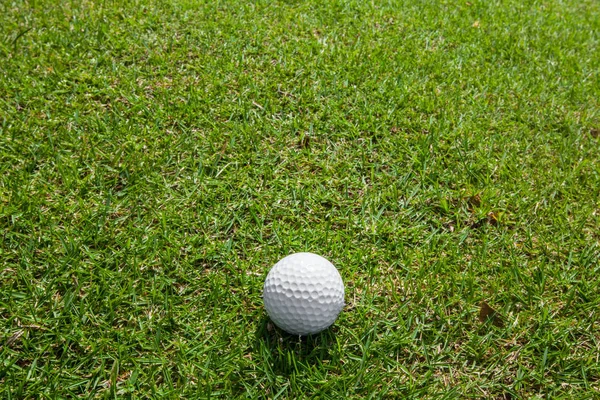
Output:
top-left (263, 252), bottom-right (345, 336)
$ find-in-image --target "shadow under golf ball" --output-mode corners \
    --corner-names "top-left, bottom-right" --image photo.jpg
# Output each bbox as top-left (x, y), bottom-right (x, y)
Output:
top-left (252, 315), bottom-right (342, 375)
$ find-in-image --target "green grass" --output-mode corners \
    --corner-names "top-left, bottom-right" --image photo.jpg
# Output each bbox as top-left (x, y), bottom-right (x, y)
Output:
top-left (1, 0), bottom-right (599, 398)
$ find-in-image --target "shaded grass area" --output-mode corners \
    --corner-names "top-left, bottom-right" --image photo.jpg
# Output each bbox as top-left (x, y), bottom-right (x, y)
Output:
top-left (1, 0), bottom-right (599, 398)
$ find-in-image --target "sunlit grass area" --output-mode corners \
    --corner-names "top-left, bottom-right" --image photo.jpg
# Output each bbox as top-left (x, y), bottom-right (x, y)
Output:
top-left (1, 0), bottom-right (599, 397)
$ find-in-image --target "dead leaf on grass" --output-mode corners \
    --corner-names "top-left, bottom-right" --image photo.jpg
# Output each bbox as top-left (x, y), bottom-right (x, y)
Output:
top-left (479, 301), bottom-right (505, 327)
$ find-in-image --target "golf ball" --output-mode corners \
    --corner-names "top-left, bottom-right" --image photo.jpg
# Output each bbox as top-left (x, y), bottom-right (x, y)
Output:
top-left (263, 252), bottom-right (345, 336)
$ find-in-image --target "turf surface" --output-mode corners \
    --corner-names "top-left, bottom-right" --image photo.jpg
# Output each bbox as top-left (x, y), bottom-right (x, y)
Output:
top-left (1, 0), bottom-right (599, 398)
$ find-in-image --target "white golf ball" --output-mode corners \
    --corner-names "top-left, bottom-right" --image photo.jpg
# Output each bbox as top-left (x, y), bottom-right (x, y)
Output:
top-left (263, 252), bottom-right (345, 336)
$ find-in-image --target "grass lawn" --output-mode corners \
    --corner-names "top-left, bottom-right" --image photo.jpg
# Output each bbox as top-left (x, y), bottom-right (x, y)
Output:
top-left (1, 0), bottom-right (599, 398)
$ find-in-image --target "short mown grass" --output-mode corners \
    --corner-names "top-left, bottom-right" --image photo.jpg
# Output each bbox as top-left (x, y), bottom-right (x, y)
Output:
top-left (1, 0), bottom-right (599, 398)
